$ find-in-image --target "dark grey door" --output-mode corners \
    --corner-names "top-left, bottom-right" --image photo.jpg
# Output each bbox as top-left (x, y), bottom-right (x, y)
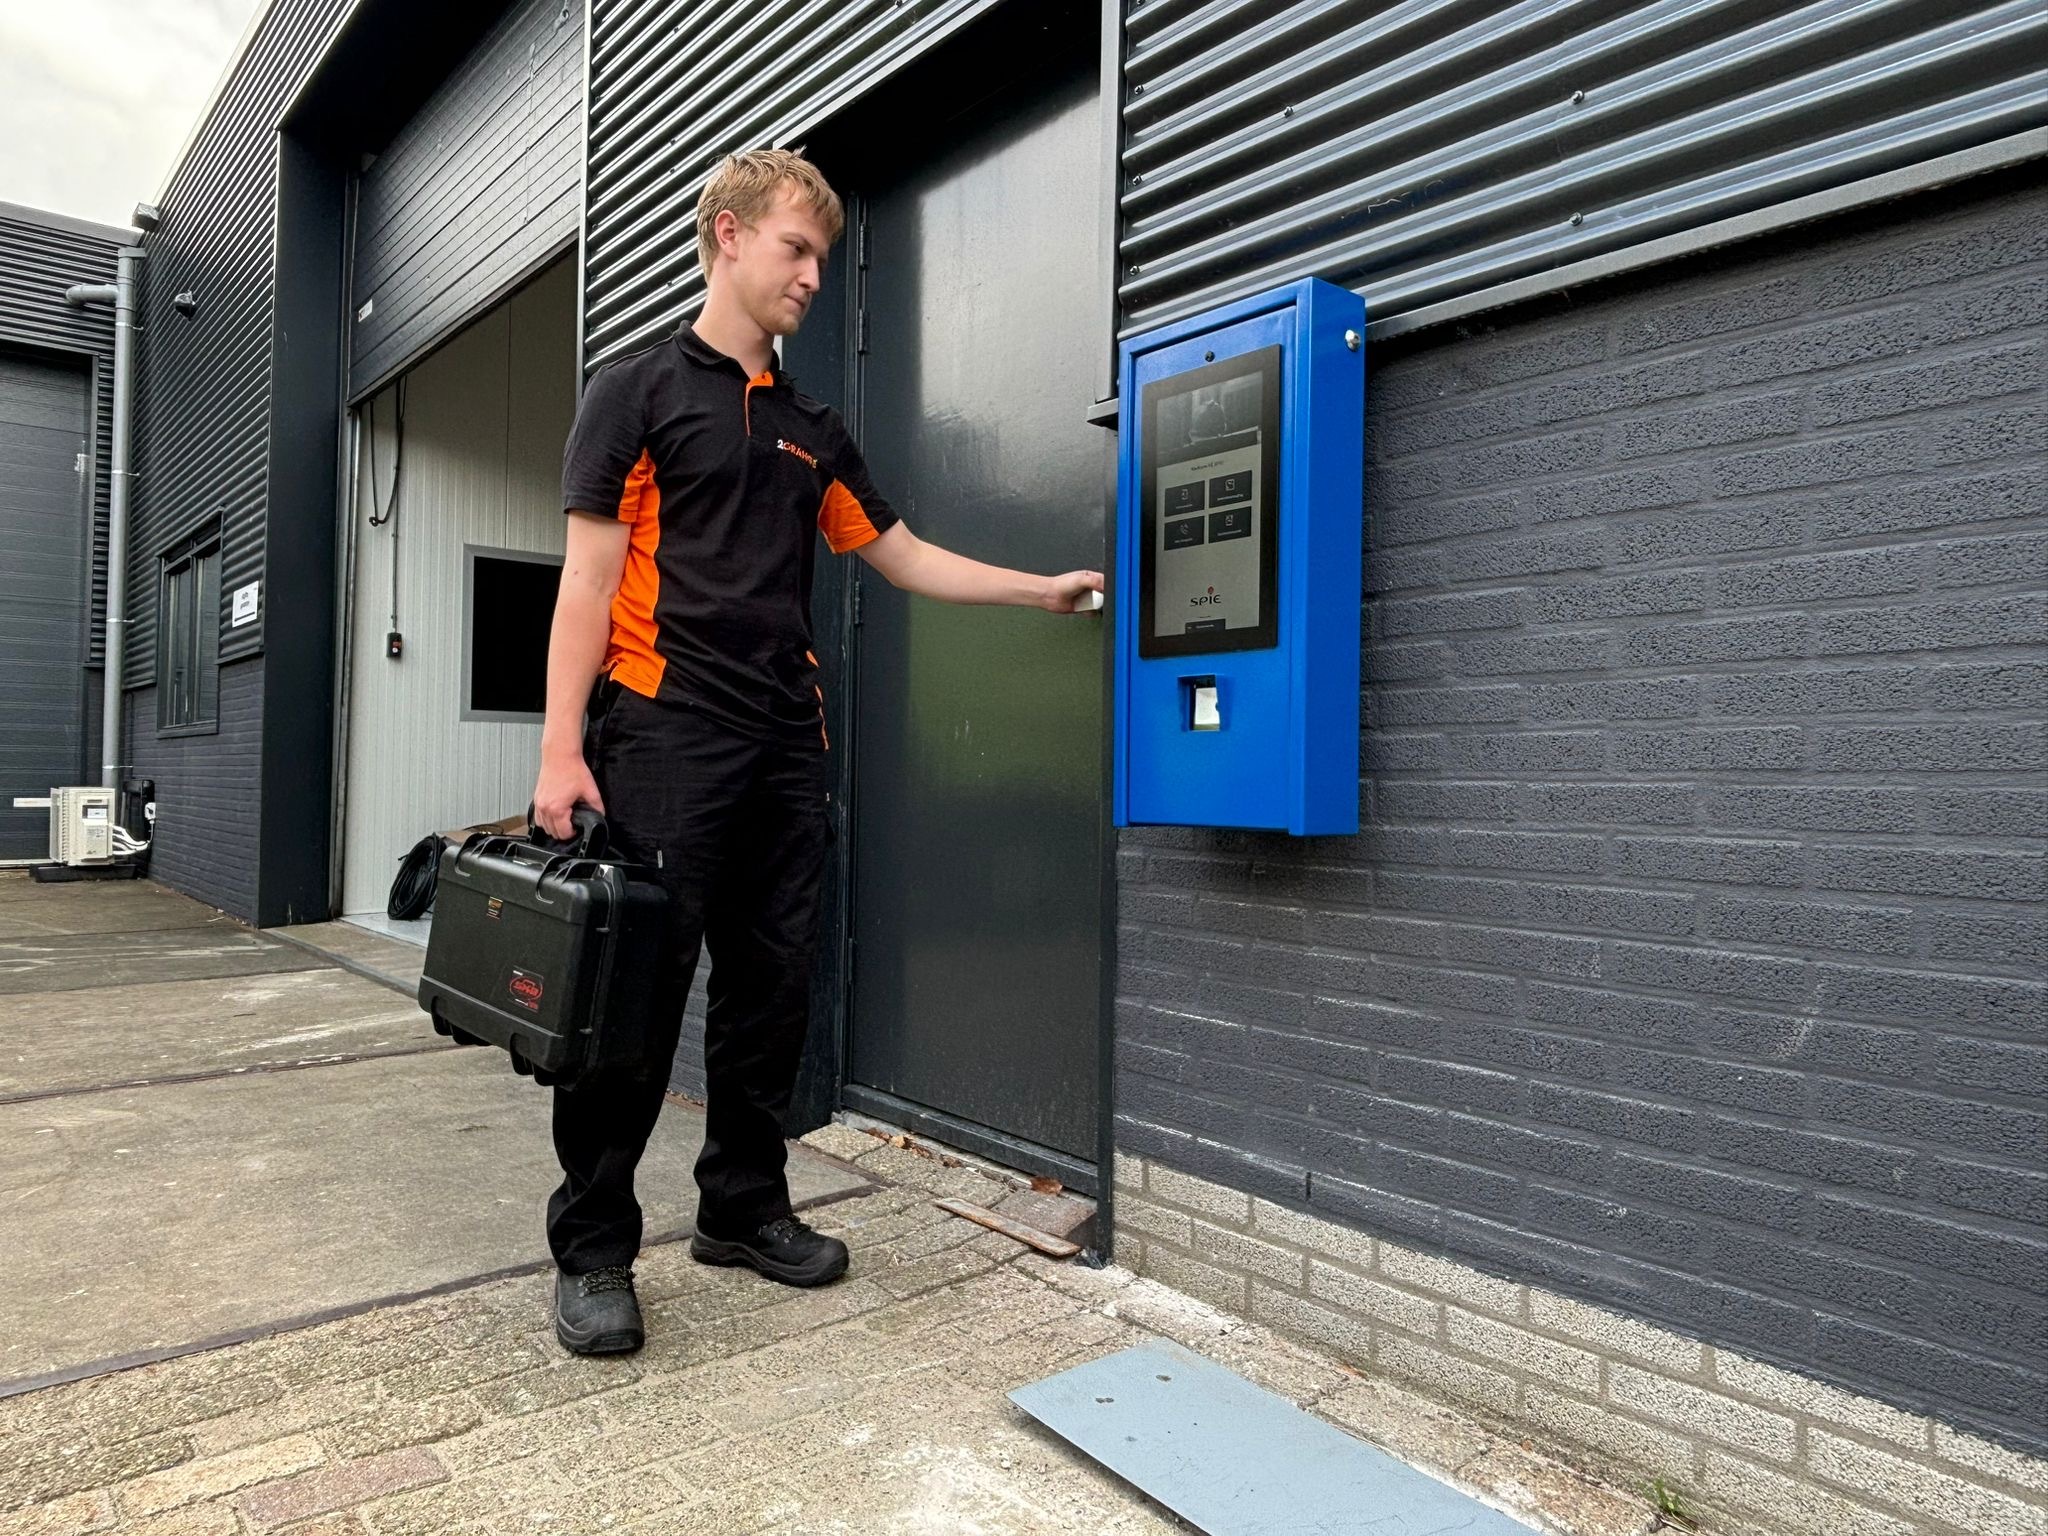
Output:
top-left (844, 55), bottom-right (1108, 1182)
top-left (0, 349), bottom-right (90, 858)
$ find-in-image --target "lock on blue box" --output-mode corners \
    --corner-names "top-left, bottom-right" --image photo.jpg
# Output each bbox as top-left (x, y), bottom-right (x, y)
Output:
top-left (1112, 278), bottom-right (1366, 835)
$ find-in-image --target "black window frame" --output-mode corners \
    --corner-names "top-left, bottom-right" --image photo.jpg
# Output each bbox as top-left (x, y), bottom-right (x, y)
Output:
top-left (156, 519), bottom-right (222, 737)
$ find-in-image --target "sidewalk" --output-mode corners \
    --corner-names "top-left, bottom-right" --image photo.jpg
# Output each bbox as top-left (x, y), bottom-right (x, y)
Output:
top-left (0, 873), bottom-right (1656, 1535)
top-left (1, 1136), bottom-right (1655, 1536)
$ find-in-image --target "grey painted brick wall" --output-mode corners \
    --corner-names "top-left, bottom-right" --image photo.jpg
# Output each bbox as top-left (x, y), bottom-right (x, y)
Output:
top-left (125, 662), bottom-right (264, 922)
top-left (1114, 171), bottom-right (2047, 1458)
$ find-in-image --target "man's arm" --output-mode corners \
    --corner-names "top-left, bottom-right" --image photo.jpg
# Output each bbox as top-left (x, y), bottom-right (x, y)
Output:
top-left (532, 512), bottom-right (631, 839)
top-left (856, 522), bottom-right (1101, 613)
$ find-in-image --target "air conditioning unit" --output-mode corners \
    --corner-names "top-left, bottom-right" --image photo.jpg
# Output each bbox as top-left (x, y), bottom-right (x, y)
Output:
top-left (50, 787), bottom-right (119, 865)
top-left (11, 784), bottom-right (154, 870)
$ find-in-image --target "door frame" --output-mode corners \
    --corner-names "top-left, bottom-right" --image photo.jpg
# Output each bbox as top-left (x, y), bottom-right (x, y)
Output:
top-left (794, 7), bottom-right (1122, 1209)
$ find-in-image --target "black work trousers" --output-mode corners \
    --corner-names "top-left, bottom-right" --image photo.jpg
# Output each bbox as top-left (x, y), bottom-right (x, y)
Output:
top-left (546, 681), bottom-right (828, 1275)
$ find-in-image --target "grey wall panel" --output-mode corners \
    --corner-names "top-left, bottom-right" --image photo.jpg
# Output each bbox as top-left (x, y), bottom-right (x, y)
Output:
top-left (1115, 175), bottom-right (2048, 1456)
top-left (123, 663), bottom-right (265, 921)
top-left (0, 350), bottom-right (91, 856)
top-left (580, 0), bottom-right (1005, 371)
top-left (0, 205), bottom-right (123, 355)
top-left (0, 207), bottom-right (120, 666)
top-left (1116, 0), bottom-right (2048, 338)
top-left (349, 0), bottom-right (584, 397)
top-left (128, 0), bottom-right (356, 684)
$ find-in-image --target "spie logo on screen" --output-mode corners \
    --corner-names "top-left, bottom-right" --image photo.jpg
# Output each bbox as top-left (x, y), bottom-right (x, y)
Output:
top-left (1190, 586), bottom-right (1223, 606)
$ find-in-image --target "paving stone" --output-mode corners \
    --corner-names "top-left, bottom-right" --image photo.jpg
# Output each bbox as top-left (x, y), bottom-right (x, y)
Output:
top-left (796, 1124), bottom-right (885, 1164)
top-left (470, 1357), bottom-right (640, 1419)
top-left (319, 1394), bottom-right (485, 1461)
top-left (237, 1447), bottom-right (448, 1528)
top-left (354, 1457), bottom-right (579, 1536)
top-left (259, 1516), bottom-right (367, 1536)
top-left (116, 1508), bottom-right (243, 1536)
top-left (114, 1435), bottom-right (326, 1517)
top-left (433, 1401), bottom-right (609, 1476)
top-left (0, 1431), bottom-right (196, 1512)
top-left (188, 1383), bottom-right (367, 1457)
top-left (0, 1490), bottom-right (116, 1536)
top-left (373, 1341), bottom-right (552, 1405)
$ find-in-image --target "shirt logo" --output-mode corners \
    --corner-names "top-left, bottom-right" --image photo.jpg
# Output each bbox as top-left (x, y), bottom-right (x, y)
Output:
top-left (776, 438), bottom-right (818, 470)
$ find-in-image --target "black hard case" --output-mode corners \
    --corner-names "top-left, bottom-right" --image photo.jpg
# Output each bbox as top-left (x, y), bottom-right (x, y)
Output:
top-left (417, 811), bottom-right (667, 1084)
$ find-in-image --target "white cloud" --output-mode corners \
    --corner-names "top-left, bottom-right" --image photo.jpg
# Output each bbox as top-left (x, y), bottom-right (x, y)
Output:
top-left (0, 0), bottom-right (266, 228)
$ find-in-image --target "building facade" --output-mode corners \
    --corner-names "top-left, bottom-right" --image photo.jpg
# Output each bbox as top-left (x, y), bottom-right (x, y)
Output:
top-left (93, 2), bottom-right (2046, 1530)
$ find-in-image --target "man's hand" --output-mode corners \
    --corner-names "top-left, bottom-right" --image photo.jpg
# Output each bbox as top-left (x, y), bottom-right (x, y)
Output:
top-left (1039, 569), bottom-right (1104, 614)
top-left (533, 752), bottom-right (604, 841)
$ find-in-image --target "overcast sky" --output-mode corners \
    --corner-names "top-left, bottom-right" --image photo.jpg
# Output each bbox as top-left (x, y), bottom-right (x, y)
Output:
top-left (1, 0), bottom-right (267, 229)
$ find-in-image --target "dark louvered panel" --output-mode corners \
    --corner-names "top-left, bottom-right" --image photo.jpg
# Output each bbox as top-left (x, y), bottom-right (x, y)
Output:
top-left (349, 0), bottom-right (585, 398)
top-left (1116, 0), bottom-right (2048, 337)
top-left (0, 208), bottom-right (123, 354)
top-left (579, 0), bottom-right (1003, 372)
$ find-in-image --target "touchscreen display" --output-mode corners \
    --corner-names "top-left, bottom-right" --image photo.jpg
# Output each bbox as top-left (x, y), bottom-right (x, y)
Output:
top-left (1139, 345), bottom-right (1280, 658)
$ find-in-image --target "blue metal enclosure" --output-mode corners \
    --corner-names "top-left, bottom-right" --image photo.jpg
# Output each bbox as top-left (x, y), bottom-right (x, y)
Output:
top-left (1113, 278), bottom-right (1365, 836)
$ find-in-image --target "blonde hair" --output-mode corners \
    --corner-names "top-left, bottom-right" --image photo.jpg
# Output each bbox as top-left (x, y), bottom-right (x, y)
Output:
top-left (695, 148), bottom-right (845, 274)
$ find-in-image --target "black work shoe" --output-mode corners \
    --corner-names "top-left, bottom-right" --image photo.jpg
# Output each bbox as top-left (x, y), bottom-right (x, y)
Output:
top-left (690, 1215), bottom-right (849, 1287)
top-left (554, 1265), bottom-right (644, 1355)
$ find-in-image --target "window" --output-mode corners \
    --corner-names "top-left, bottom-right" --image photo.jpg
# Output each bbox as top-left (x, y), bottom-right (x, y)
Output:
top-left (463, 546), bottom-right (562, 721)
top-left (158, 525), bottom-right (221, 734)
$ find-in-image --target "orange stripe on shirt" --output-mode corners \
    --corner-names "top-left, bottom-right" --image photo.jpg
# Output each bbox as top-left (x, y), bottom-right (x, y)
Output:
top-left (605, 449), bottom-right (666, 697)
top-left (818, 478), bottom-right (884, 554)
top-left (807, 648), bottom-right (828, 750)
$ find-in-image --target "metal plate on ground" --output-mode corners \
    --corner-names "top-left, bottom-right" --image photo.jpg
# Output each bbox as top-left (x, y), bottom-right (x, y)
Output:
top-left (1010, 1342), bottom-right (1535, 1535)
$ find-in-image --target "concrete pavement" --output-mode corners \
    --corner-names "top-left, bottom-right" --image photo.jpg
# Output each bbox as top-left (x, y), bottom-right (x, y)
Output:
top-left (0, 872), bottom-right (1654, 1535)
top-left (0, 873), bottom-right (867, 1386)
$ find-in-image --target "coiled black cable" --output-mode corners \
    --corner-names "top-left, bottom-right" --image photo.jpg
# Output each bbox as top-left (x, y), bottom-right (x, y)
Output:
top-left (387, 832), bottom-right (441, 919)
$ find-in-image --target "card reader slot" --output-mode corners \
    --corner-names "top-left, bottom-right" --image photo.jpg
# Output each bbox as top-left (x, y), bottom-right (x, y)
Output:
top-left (1180, 675), bottom-right (1221, 731)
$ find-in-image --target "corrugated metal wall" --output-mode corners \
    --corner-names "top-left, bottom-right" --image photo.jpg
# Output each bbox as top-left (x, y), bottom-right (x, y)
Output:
top-left (129, 0), bottom-right (354, 684)
top-left (0, 206), bottom-right (123, 354)
top-left (341, 259), bottom-right (575, 913)
top-left (579, 0), bottom-right (1004, 371)
top-left (0, 204), bottom-right (120, 665)
top-left (350, 0), bottom-right (584, 398)
top-left (1116, 0), bottom-right (2048, 338)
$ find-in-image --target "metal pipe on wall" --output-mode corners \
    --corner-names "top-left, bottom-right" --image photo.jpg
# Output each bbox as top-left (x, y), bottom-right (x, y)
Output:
top-left (64, 244), bottom-right (146, 787)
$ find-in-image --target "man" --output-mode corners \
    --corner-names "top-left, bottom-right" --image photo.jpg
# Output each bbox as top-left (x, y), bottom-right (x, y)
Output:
top-left (533, 148), bottom-right (1102, 1355)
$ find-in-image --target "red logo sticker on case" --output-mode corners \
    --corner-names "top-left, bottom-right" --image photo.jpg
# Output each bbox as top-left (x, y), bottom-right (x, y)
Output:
top-left (508, 969), bottom-right (545, 1012)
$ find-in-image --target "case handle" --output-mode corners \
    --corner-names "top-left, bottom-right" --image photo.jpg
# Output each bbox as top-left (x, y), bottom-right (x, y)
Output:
top-left (525, 801), bottom-right (609, 858)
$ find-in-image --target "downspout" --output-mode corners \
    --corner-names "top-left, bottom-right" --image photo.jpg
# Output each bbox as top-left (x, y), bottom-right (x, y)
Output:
top-left (65, 245), bottom-right (146, 787)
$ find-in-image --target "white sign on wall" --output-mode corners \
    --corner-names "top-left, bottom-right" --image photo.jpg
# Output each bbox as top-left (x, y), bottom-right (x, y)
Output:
top-left (231, 581), bottom-right (260, 627)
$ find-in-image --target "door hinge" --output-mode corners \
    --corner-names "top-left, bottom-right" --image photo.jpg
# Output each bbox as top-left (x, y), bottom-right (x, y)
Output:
top-left (857, 213), bottom-right (871, 270)
top-left (851, 572), bottom-right (865, 626)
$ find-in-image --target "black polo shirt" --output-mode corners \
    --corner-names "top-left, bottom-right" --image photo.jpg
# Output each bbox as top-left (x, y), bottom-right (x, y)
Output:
top-left (561, 325), bottom-right (899, 745)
